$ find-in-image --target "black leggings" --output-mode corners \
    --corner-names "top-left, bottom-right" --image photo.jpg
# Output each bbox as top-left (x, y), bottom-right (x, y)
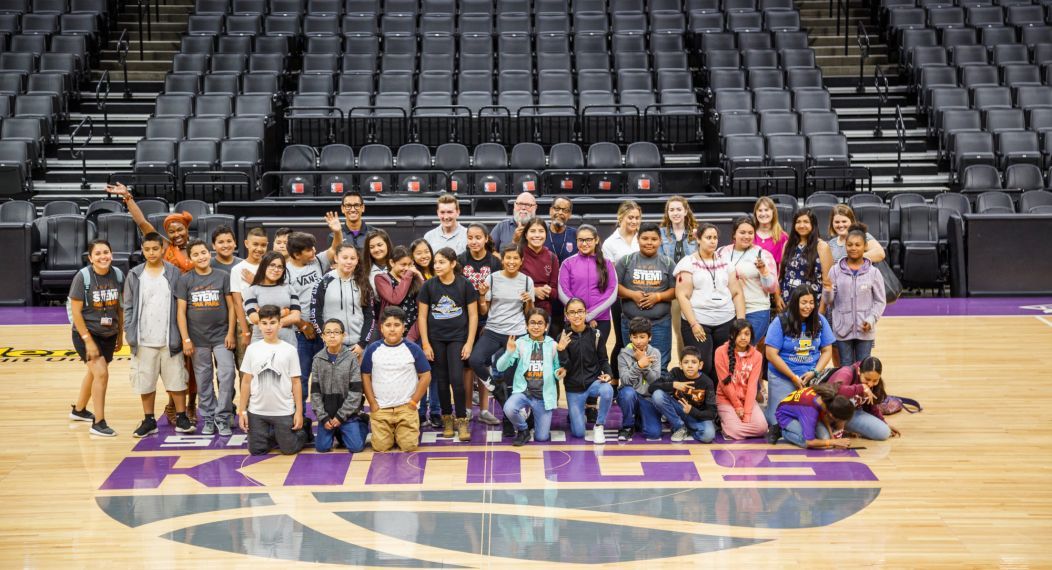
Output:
top-left (680, 317), bottom-right (733, 380)
top-left (468, 328), bottom-right (528, 435)
top-left (608, 304), bottom-right (623, 379)
top-left (432, 339), bottom-right (467, 418)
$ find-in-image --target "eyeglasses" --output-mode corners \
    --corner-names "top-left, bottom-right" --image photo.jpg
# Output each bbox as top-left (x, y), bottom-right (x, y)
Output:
top-left (576, 237), bottom-right (596, 243)
top-left (527, 320), bottom-right (547, 326)
top-left (342, 203), bottom-right (364, 210)
top-left (514, 201), bottom-right (537, 208)
top-left (566, 309), bottom-right (586, 316)
top-left (551, 205), bottom-right (570, 213)
top-left (267, 263), bottom-right (285, 269)
top-left (322, 330), bottom-right (344, 336)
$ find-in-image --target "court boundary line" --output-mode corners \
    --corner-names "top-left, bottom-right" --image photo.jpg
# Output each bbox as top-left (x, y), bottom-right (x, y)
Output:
top-left (1037, 316), bottom-right (1052, 328)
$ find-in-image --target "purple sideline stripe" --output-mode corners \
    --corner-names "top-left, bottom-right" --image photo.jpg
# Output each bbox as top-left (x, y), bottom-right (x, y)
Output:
top-left (884, 297), bottom-right (1052, 317)
top-left (0, 307), bottom-right (69, 326)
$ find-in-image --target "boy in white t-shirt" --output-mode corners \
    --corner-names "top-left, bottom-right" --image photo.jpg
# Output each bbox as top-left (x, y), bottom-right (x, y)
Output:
top-left (238, 304), bottom-right (311, 455)
top-left (361, 306), bottom-right (431, 452)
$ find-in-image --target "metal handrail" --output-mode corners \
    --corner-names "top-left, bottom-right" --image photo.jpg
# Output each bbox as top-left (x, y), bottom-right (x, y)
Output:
top-left (95, 70), bottom-right (112, 144)
top-left (116, 28), bottom-right (132, 99)
top-left (835, 0), bottom-right (850, 56)
top-left (873, 65), bottom-right (890, 137)
top-left (70, 116), bottom-right (94, 191)
top-left (857, 19), bottom-right (871, 93)
top-left (894, 105), bottom-right (906, 183)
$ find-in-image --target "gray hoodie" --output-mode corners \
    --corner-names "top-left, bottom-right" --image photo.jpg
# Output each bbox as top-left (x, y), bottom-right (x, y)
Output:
top-left (617, 344), bottom-right (663, 396)
top-left (122, 260), bottom-right (184, 357)
top-left (309, 346), bottom-right (364, 425)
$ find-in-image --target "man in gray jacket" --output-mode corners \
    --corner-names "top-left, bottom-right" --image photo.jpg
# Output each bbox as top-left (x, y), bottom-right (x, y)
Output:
top-left (615, 317), bottom-right (665, 442)
top-left (123, 232), bottom-right (192, 437)
top-left (311, 319), bottom-right (369, 453)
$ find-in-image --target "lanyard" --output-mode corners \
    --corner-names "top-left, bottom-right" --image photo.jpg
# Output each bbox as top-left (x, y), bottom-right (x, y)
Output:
top-left (697, 254), bottom-right (719, 288)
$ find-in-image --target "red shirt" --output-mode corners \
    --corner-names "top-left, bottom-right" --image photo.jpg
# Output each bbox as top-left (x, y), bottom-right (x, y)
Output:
top-left (520, 245), bottom-right (560, 315)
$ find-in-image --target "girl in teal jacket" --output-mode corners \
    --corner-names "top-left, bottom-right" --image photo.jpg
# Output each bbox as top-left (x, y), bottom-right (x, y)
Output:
top-left (498, 308), bottom-right (565, 445)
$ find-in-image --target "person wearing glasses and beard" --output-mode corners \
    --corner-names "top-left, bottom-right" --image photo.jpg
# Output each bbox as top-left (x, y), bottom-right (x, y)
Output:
top-left (491, 192), bottom-right (538, 251)
top-left (545, 196), bottom-right (578, 262)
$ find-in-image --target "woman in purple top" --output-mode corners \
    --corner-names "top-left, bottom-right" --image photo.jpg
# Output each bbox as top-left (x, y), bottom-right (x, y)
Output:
top-left (823, 225), bottom-right (886, 365)
top-left (557, 224), bottom-right (619, 355)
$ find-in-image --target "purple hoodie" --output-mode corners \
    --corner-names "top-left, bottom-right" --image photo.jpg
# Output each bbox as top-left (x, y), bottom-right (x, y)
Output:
top-left (557, 253), bottom-right (618, 322)
top-left (824, 257), bottom-right (886, 341)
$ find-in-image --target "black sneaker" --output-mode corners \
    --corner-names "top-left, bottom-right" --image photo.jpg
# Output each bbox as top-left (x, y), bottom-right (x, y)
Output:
top-left (429, 414), bottom-right (443, 430)
top-left (502, 425), bottom-right (516, 439)
top-left (512, 429), bottom-right (531, 447)
top-left (90, 420), bottom-right (116, 437)
top-left (617, 427), bottom-right (635, 442)
top-left (766, 425), bottom-right (782, 445)
top-left (69, 405), bottom-right (94, 423)
top-left (585, 406), bottom-right (597, 424)
top-left (133, 417), bottom-right (158, 438)
top-left (174, 413), bottom-right (195, 433)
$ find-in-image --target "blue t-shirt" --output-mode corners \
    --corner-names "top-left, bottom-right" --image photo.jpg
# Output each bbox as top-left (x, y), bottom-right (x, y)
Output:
top-left (764, 314), bottom-right (834, 381)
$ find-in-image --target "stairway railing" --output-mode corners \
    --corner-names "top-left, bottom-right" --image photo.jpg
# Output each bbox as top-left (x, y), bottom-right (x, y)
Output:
top-left (832, 0), bottom-right (850, 55)
top-left (894, 104), bottom-right (906, 183)
top-left (856, 19), bottom-right (870, 93)
top-left (874, 65), bottom-right (889, 137)
top-left (96, 70), bottom-right (113, 144)
top-left (71, 116), bottom-right (94, 191)
top-left (116, 28), bottom-right (132, 99)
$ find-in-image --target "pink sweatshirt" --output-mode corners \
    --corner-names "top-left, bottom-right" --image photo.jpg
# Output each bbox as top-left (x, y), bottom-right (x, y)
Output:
top-left (714, 342), bottom-right (763, 422)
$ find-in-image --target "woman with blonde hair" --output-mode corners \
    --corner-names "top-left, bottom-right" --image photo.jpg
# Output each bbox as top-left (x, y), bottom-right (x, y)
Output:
top-left (753, 197), bottom-right (788, 269)
top-left (827, 204), bottom-right (886, 263)
top-left (660, 196), bottom-right (698, 355)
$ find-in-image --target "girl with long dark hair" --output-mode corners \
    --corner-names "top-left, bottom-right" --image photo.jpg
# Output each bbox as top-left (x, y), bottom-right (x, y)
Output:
top-left (244, 251), bottom-right (301, 345)
top-left (826, 356), bottom-right (900, 440)
top-left (557, 224), bottom-right (618, 356)
top-left (763, 285), bottom-right (835, 426)
top-left (779, 209), bottom-right (834, 313)
top-left (714, 319), bottom-right (768, 439)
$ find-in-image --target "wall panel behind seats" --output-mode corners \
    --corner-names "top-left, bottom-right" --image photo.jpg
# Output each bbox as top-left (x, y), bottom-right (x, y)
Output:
top-left (0, 223), bottom-right (33, 306)
top-left (965, 214), bottom-right (1052, 296)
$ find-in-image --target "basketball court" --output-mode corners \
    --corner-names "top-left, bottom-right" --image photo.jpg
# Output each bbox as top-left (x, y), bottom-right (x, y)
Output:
top-left (2, 298), bottom-right (1051, 567)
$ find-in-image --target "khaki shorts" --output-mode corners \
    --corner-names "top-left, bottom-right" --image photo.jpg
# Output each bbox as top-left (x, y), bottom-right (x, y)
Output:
top-left (370, 403), bottom-right (420, 452)
top-left (130, 345), bottom-right (189, 395)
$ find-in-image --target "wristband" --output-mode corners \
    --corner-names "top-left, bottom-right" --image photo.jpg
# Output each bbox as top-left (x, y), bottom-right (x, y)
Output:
top-left (183, 339), bottom-right (192, 344)
top-left (81, 333), bottom-right (91, 340)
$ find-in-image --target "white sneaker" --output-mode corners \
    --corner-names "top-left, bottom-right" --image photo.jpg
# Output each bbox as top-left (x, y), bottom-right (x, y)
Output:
top-left (670, 427), bottom-right (689, 442)
top-left (592, 425), bottom-right (606, 445)
top-left (479, 410), bottom-right (501, 425)
top-left (365, 432), bottom-right (373, 448)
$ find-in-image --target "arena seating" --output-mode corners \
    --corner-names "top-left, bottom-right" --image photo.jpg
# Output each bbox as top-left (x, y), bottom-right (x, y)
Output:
top-left (884, 0), bottom-right (1052, 182)
top-left (0, 0), bottom-right (109, 193)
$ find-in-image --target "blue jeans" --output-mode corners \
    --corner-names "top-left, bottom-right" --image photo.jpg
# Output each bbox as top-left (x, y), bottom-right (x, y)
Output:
top-left (621, 315), bottom-right (672, 371)
top-left (315, 416), bottom-right (369, 453)
top-left (650, 389), bottom-right (716, 442)
top-left (295, 331), bottom-right (324, 409)
top-left (565, 380), bottom-right (615, 437)
top-left (836, 339), bottom-right (874, 365)
top-left (781, 419), bottom-right (831, 448)
top-left (504, 392), bottom-right (553, 441)
top-left (616, 386), bottom-right (662, 439)
top-left (765, 374), bottom-right (797, 428)
top-left (745, 310), bottom-right (771, 345)
top-left (421, 375), bottom-right (441, 420)
top-left (846, 409), bottom-right (890, 440)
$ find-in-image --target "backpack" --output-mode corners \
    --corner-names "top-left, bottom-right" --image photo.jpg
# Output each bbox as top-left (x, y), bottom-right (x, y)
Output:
top-left (67, 266), bottom-right (124, 324)
top-left (880, 396), bottom-right (922, 415)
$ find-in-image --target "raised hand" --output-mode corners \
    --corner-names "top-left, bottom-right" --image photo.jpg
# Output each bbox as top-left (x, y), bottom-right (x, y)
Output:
top-left (506, 335), bottom-right (517, 353)
top-left (106, 183), bottom-right (130, 199)
top-left (557, 330), bottom-right (572, 351)
top-left (324, 211), bottom-right (342, 233)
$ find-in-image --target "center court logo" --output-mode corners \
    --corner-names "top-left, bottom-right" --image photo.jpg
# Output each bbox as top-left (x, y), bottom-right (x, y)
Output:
top-left (96, 431), bottom-right (881, 566)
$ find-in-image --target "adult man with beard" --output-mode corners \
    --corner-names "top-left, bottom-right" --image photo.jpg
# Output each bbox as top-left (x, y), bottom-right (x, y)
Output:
top-left (490, 192), bottom-right (537, 251)
top-left (544, 196), bottom-right (578, 263)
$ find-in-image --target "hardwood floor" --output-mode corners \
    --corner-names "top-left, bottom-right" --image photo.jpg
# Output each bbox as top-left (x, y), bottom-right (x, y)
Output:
top-left (0, 316), bottom-right (1049, 567)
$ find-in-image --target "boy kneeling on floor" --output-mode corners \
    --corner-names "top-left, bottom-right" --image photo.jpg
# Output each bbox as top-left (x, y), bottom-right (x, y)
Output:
top-left (311, 318), bottom-right (370, 453)
top-left (362, 306), bottom-right (432, 452)
top-left (238, 304), bottom-right (312, 455)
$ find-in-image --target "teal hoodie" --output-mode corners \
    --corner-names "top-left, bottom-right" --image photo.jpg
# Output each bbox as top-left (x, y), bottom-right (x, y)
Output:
top-left (496, 334), bottom-right (561, 410)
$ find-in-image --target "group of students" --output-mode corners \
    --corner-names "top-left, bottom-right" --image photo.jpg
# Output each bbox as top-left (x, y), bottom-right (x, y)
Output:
top-left (66, 184), bottom-right (898, 452)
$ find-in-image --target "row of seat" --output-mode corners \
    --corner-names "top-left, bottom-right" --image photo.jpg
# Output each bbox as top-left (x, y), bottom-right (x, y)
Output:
top-left (961, 162), bottom-right (1052, 195)
top-left (273, 141), bottom-right (662, 195)
top-left (188, 0), bottom-right (749, 17)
